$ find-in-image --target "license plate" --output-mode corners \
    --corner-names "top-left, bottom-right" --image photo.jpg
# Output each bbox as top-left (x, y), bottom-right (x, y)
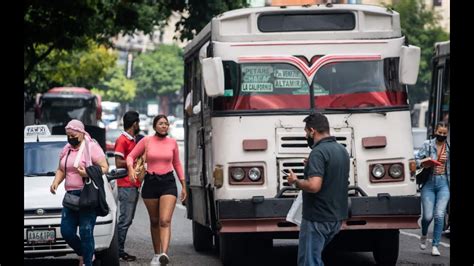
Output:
top-left (27, 229), bottom-right (56, 244)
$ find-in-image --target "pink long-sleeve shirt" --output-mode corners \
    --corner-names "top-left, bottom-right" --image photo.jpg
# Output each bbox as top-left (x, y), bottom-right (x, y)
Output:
top-left (126, 135), bottom-right (184, 181)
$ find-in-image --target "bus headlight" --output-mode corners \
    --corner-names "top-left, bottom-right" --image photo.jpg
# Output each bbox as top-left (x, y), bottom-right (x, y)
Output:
top-left (371, 164), bottom-right (385, 179)
top-left (230, 167), bottom-right (245, 181)
top-left (389, 164), bottom-right (403, 178)
top-left (248, 167), bottom-right (261, 181)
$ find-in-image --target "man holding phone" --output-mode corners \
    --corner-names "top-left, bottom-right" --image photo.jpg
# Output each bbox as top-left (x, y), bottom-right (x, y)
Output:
top-left (287, 112), bottom-right (349, 266)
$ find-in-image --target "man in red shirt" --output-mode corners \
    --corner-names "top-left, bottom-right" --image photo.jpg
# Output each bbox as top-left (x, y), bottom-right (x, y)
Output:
top-left (114, 111), bottom-right (142, 261)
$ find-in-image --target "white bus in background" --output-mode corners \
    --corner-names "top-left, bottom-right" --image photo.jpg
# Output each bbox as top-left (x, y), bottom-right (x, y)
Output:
top-left (411, 100), bottom-right (428, 129)
top-left (183, 4), bottom-right (421, 265)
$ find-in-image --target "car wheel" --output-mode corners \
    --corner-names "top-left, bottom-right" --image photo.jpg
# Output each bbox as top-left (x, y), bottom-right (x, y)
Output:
top-left (95, 225), bottom-right (119, 266)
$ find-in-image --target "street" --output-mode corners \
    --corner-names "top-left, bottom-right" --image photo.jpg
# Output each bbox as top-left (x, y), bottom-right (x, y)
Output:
top-left (24, 141), bottom-right (450, 265)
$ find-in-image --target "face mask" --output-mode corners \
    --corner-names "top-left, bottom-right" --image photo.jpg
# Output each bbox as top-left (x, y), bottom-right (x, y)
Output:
top-left (435, 134), bottom-right (447, 142)
top-left (134, 126), bottom-right (140, 135)
top-left (68, 137), bottom-right (80, 147)
top-left (306, 133), bottom-right (314, 148)
top-left (155, 132), bottom-right (168, 138)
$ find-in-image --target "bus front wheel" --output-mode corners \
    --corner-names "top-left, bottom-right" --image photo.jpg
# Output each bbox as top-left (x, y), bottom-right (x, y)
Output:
top-left (192, 221), bottom-right (213, 252)
top-left (372, 229), bottom-right (399, 266)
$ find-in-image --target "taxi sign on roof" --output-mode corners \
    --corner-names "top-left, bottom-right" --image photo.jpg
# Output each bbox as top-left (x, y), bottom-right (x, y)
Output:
top-left (24, 125), bottom-right (51, 137)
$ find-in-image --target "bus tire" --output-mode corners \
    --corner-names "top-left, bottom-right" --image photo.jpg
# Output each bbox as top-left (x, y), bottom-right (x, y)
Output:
top-left (219, 234), bottom-right (244, 266)
top-left (372, 229), bottom-right (399, 266)
top-left (192, 221), bottom-right (213, 252)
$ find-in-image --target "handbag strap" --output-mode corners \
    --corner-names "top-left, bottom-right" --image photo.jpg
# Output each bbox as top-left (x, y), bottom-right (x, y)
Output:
top-left (144, 136), bottom-right (150, 162)
top-left (64, 149), bottom-right (71, 178)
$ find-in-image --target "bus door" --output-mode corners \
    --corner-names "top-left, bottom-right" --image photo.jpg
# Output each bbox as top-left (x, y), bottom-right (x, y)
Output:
top-left (187, 59), bottom-right (212, 228)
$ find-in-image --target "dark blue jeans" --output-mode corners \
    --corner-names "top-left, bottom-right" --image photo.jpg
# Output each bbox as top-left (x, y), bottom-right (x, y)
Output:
top-left (118, 187), bottom-right (139, 256)
top-left (61, 190), bottom-right (97, 266)
top-left (298, 218), bottom-right (342, 266)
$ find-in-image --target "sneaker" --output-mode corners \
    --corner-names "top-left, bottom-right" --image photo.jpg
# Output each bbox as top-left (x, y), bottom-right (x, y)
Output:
top-left (120, 252), bottom-right (137, 261)
top-left (159, 253), bottom-right (170, 265)
top-left (150, 254), bottom-right (161, 266)
top-left (420, 235), bottom-right (427, 250)
top-left (432, 246), bottom-right (441, 256)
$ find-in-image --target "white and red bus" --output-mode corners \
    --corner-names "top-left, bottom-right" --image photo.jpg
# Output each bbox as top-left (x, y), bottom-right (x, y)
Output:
top-left (183, 4), bottom-right (421, 265)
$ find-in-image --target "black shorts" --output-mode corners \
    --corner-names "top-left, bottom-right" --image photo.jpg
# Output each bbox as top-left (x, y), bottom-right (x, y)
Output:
top-left (141, 171), bottom-right (178, 199)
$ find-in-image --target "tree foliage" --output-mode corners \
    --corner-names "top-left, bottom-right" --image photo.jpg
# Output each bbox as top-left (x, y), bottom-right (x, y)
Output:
top-left (133, 44), bottom-right (184, 98)
top-left (24, 0), bottom-right (173, 80)
top-left (92, 66), bottom-right (137, 103)
top-left (25, 41), bottom-right (117, 97)
top-left (386, 0), bottom-right (449, 104)
top-left (173, 0), bottom-right (248, 41)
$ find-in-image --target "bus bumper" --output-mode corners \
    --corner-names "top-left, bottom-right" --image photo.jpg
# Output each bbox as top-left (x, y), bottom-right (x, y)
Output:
top-left (217, 195), bottom-right (420, 233)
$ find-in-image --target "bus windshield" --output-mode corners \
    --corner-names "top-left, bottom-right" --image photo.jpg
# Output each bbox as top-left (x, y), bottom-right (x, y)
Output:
top-left (213, 58), bottom-right (407, 111)
top-left (41, 98), bottom-right (97, 126)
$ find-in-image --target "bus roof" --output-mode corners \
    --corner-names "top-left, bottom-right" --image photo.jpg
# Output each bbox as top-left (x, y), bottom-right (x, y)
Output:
top-left (48, 87), bottom-right (92, 94)
top-left (185, 4), bottom-right (401, 55)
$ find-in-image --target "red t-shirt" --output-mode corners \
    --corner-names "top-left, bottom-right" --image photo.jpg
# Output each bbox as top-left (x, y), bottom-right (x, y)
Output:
top-left (114, 132), bottom-right (141, 188)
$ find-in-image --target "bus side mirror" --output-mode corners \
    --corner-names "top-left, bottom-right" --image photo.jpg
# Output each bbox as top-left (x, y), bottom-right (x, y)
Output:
top-left (202, 57), bottom-right (225, 97)
top-left (399, 45), bottom-right (421, 85)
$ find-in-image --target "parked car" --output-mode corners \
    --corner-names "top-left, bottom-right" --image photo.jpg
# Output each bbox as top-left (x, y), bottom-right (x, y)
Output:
top-left (139, 114), bottom-right (151, 134)
top-left (106, 128), bottom-right (122, 157)
top-left (170, 119), bottom-right (184, 141)
top-left (24, 125), bottom-right (119, 264)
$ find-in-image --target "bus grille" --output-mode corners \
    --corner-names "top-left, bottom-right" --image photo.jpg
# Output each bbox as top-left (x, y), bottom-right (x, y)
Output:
top-left (276, 127), bottom-right (352, 155)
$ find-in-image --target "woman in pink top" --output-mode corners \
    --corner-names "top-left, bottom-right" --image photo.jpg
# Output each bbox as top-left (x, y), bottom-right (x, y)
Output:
top-left (49, 119), bottom-right (108, 266)
top-left (127, 115), bottom-right (187, 265)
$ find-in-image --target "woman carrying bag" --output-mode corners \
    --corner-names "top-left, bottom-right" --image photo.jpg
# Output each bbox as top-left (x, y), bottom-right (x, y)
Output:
top-left (49, 119), bottom-right (109, 266)
top-left (127, 114), bottom-right (186, 266)
top-left (414, 121), bottom-right (450, 256)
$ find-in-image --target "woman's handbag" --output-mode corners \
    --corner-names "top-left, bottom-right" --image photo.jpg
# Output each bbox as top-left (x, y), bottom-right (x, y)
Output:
top-left (416, 167), bottom-right (432, 187)
top-left (79, 177), bottom-right (100, 209)
top-left (62, 149), bottom-right (81, 211)
top-left (286, 190), bottom-right (303, 226)
top-left (134, 137), bottom-right (149, 182)
top-left (135, 156), bottom-right (146, 182)
top-left (62, 192), bottom-right (80, 211)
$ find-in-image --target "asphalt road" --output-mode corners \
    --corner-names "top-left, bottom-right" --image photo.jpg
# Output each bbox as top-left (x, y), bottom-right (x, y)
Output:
top-left (25, 140), bottom-right (450, 265)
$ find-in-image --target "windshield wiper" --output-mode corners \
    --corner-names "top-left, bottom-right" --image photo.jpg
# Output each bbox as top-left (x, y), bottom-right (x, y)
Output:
top-left (321, 107), bottom-right (387, 115)
top-left (25, 171), bottom-right (56, 177)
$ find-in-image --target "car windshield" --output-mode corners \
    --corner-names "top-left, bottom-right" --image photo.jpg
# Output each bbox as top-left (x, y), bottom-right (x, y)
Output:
top-left (24, 141), bottom-right (66, 176)
top-left (213, 58), bottom-right (407, 111)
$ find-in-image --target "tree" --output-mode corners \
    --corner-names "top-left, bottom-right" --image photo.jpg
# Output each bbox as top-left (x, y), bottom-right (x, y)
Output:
top-left (134, 44), bottom-right (184, 97)
top-left (92, 66), bottom-right (137, 103)
top-left (24, 0), bottom-right (173, 79)
top-left (24, 41), bottom-right (117, 97)
top-left (174, 0), bottom-right (248, 41)
top-left (386, 0), bottom-right (449, 105)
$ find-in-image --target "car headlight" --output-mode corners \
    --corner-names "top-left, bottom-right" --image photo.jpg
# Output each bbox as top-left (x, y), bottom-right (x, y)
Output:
top-left (389, 164), bottom-right (403, 178)
top-left (371, 164), bottom-right (385, 179)
top-left (248, 167), bottom-right (261, 181)
top-left (230, 168), bottom-right (245, 181)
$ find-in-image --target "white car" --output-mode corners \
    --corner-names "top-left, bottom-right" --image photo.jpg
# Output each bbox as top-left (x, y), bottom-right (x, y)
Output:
top-left (139, 114), bottom-right (151, 134)
top-left (24, 125), bottom-right (119, 264)
top-left (169, 119), bottom-right (184, 141)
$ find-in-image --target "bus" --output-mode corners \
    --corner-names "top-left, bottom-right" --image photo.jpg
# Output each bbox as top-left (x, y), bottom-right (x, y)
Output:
top-left (183, 4), bottom-right (421, 265)
top-left (427, 41), bottom-right (450, 137)
top-left (427, 40), bottom-right (450, 233)
top-left (34, 87), bottom-right (106, 150)
top-left (34, 87), bottom-right (103, 130)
